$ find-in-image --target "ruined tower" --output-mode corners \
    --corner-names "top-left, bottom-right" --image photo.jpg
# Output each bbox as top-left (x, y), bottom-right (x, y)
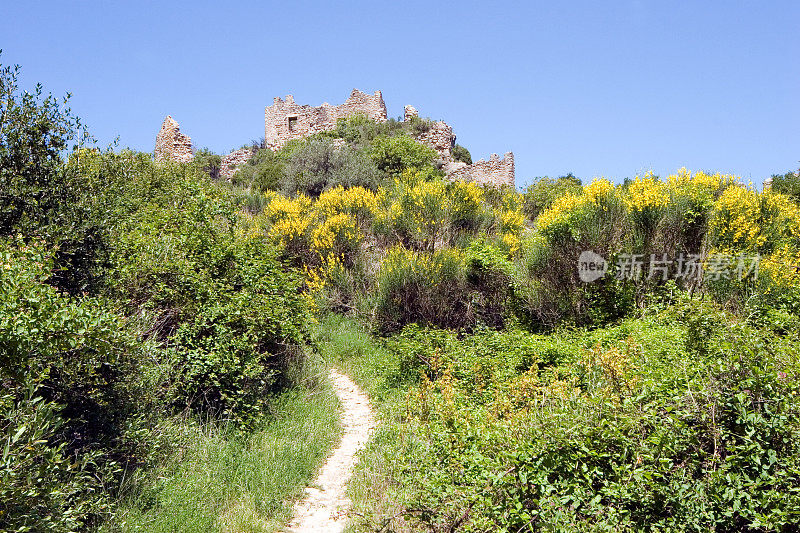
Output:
top-left (264, 89), bottom-right (387, 150)
top-left (154, 116), bottom-right (194, 163)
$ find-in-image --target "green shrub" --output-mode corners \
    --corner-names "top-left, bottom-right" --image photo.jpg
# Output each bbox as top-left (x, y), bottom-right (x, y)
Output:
top-left (281, 137), bottom-right (382, 197)
top-left (0, 242), bottom-right (145, 530)
top-left (522, 174), bottom-right (582, 220)
top-left (192, 148), bottom-right (221, 180)
top-left (373, 247), bottom-right (472, 333)
top-left (451, 143), bottom-right (472, 165)
top-left (373, 309), bottom-right (800, 532)
top-left (368, 134), bottom-right (437, 177)
top-left (0, 388), bottom-right (111, 533)
top-left (170, 241), bottom-right (312, 422)
top-left (331, 113), bottom-right (404, 147)
top-left (770, 170), bottom-right (800, 203)
top-left (232, 148), bottom-right (285, 193)
top-left (0, 58), bottom-right (87, 239)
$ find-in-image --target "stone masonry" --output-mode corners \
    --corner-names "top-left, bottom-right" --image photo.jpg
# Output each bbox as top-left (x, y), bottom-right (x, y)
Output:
top-left (448, 152), bottom-right (515, 187)
top-left (415, 121), bottom-right (456, 160)
top-left (154, 116), bottom-right (194, 163)
top-left (220, 148), bottom-right (254, 180)
top-left (265, 89), bottom-right (388, 150)
top-left (155, 90), bottom-right (515, 188)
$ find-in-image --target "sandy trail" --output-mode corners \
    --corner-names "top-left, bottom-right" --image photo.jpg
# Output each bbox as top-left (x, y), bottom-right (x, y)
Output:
top-left (285, 368), bottom-right (376, 532)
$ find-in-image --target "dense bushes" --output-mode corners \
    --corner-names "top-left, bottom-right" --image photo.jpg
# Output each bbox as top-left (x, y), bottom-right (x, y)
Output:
top-left (0, 243), bottom-right (142, 530)
top-left (367, 135), bottom-right (438, 177)
top-left (282, 137), bottom-right (382, 196)
top-left (354, 305), bottom-right (800, 532)
top-left (770, 170), bottom-right (800, 203)
top-left (522, 173), bottom-right (582, 220)
top-left (0, 57), bottom-right (318, 528)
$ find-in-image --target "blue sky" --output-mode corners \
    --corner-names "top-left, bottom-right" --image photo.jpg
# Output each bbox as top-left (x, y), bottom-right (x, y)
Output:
top-left (2, 1), bottom-right (797, 188)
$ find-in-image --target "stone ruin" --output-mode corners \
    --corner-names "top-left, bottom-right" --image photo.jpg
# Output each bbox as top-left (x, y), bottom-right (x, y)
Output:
top-left (219, 148), bottom-right (254, 180)
top-left (154, 116), bottom-right (193, 163)
top-left (448, 152), bottom-right (515, 187)
top-left (265, 89), bottom-right (388, 150)
top-left (154, 89), bottom-right (514, 188)
top-left (401, 108), bottom-right (514, 187)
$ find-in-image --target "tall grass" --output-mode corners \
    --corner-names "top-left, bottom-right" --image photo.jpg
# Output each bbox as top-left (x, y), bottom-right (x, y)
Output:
top-left (110, 355), bottom-right (341, 533)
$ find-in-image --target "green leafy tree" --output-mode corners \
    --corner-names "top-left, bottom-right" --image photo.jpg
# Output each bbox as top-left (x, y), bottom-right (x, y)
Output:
top-left (0, 55), bottom-right (88, 237)
top-left (770, 169), bottom-right (800, 202)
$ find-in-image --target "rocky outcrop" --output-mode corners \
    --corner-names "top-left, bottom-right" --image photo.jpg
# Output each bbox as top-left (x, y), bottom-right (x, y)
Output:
top-left (154, 116), bottom-right (193, 163)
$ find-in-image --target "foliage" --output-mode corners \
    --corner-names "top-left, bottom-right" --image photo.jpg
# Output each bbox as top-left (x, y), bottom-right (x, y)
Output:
top-left (452, 143), bottom-right (472, 165)
top-left (281, 137), bottom-right (382, 197)
top-left (192, 148), bottom-right (221, 180)
top-left (522, 173), bottom-right (582, 220)
top-left (0, 242), bottom-right (141, 530)
top-left (0, 57), bottom-right (88, 239)
top-left (769, 170), bottom-right (800, 203)
top-left (232, 147), bottom-right (285, 193)
top-left (373, 246), bottom-right (472, 332)
top-left (368, 135), bottom-right (438, 177)
top-left (344, 306), bottom-right (800, 532)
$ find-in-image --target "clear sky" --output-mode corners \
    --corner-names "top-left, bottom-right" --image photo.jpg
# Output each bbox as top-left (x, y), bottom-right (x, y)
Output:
top-left (2, 0), bottom-right (797, 188)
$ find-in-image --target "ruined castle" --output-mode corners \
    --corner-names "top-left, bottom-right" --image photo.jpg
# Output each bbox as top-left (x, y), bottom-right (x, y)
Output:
top-left (154, 89), bottom-right (514, 187)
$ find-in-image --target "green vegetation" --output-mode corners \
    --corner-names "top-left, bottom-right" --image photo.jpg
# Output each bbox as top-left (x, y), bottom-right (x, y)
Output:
top-left (770, 169), bottom-right (800, 203)
top-left (4, 54), bottom-right (800, 532)
top-left (0, 58), bottom-right (332, 532)
top-left (113, 361), bottom-right (340, 533)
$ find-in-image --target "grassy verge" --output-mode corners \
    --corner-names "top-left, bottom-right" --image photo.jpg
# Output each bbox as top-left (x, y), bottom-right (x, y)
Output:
top-left (111, 355), bottom-right (341, 533)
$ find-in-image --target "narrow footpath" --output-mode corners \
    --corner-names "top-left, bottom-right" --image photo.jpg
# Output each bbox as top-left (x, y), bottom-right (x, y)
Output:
top-left (285, 369), bottom-right (377, 532)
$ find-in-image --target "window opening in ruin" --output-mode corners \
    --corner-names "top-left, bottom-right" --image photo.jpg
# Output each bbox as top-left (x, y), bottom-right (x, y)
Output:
top-left (288, 116), bottom-right (298, 132)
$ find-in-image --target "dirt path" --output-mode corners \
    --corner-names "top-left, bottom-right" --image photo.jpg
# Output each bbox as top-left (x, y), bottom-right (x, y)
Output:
top-left (285, 368), bottom-right (376, 532)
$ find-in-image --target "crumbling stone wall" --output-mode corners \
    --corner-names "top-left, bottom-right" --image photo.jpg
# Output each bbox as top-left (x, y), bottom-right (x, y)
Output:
top-left (449, 152), bottom-right (515, 188)
top-left (264, 89), bottom-right (387, 150)
top-left (220, 148), bottom-right (254, 180)
top-left (415, 121), bottom-right (456, 160)
top-left (155, 91), bottom-right (515, 188)
top-left (154, 116), bottom-right (194, 163)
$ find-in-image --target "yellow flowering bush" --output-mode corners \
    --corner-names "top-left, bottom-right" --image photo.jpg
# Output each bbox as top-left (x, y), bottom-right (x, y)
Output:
top-left (375, 246), bottom-right (472, 331)
top-left (536, 178), bottom-right (618, 238)
top-left (310, 212), bottom-right (361, 260)
top-left (310, 185), bottom-right (378, 228)
top-left (376, 173), bottom-right (492, 250)
top-left (666, 168), bottom-right (736, 212)
top-left (709, 185), bottom-right (764, 251)
top-left (264, 194), bottom-right (311, 224)
top-left (625, 175), bottom-right (668, 213)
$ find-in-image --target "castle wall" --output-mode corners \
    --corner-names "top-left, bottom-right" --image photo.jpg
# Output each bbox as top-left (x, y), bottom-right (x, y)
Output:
top-left (154, 116), bottom-right (194, 163)
top-left (414, 121), bottom-right (455, 159)
top-left (155, 92), bottom-right (515, 189)
top-left (219, 147), bottom-right (254, 180)
top-left (264, 89), bottom-right (387, 150)
top-left (448, 152), bottom-right (515, 188)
